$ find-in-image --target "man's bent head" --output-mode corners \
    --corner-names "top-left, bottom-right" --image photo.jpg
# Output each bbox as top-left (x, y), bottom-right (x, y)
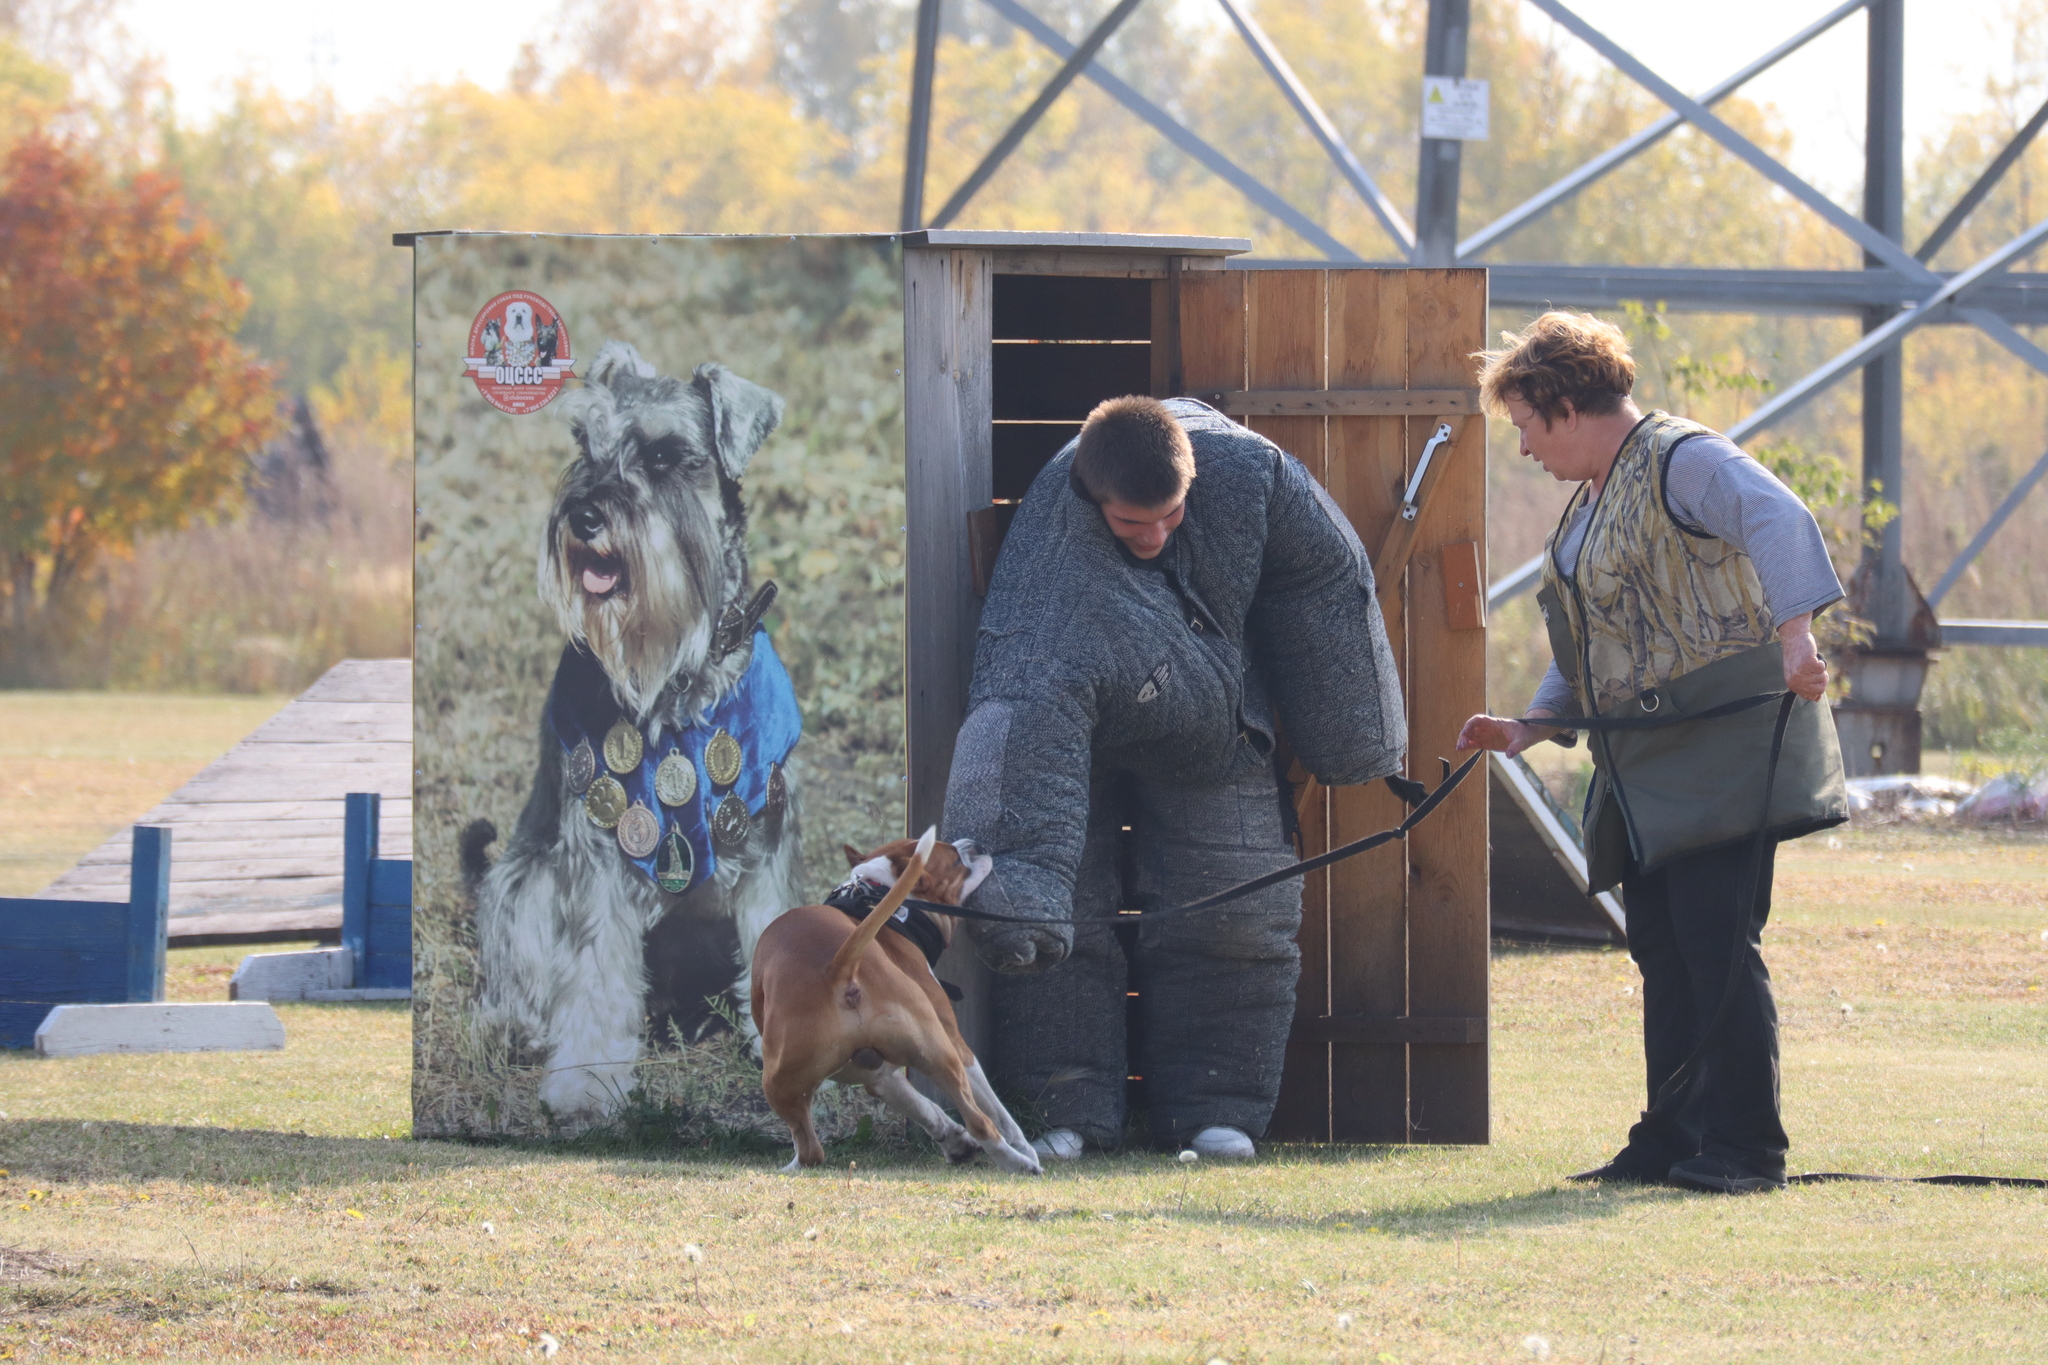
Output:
top-left (1072, 395), bottom-right (1195, 560)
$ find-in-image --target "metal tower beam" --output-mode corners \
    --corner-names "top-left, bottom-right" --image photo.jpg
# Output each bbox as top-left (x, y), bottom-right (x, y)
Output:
top-left (1724, 217), bottom-right (2048, 443)
top-left (1214, 0), bottom-right (1416, 258)
top-left (978, 0), bottom-right (1360, 259)
top-left (1926, 447), bottom-right (2048, 610)
top-left (1416, 0), bottom-right (1470, 266)
top-left (1863, 0), bottom-right (1909, 643)
top-left (928, 0), bottom-right (1148, 229)
top-left (900, 0), bottom-right (942, 231)
top-left (1458, 0), bottom-right (1870, 263)
top-left (1917, 94), bottom-right (2048, 263)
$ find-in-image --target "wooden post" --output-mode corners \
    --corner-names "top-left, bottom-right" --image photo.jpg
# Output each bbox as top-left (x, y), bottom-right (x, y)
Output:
top-left (342, 792), bottom-right (381, 988)
top-left (905, 245), bottom-right (994, 1052)
top-left (125, 825), bottom-right (170, 1004)
top-left (1327, 268), bottom-right (1417, 1143)
top-left (1402, 269), bottom-right (1490, 1144)
top-left (1243, 268), bottom-right (1332, 1143)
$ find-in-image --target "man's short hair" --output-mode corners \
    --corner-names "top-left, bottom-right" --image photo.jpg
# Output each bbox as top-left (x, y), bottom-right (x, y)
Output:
top-left (1474, 311), bottom-right (1636, 425)
top-left (1071, 395), bottom-right (1195, 508)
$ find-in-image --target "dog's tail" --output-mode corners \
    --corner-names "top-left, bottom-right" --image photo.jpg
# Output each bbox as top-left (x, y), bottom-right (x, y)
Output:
top-left (460, 819), bottom-right (498, 888)
top-left (823, 826), bottom-right (936, 989)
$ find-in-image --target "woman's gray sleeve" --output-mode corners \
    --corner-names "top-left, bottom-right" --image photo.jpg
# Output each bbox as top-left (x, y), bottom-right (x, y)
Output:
top-left (1528, 660), bottom-right (1576, 720)
top-left (1666, 437), bottom-right (1844, 627)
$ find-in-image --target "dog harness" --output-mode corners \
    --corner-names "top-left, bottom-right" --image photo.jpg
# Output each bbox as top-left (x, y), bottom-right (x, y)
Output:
top-left (547, 628), bottom-right (802, 894)
top-left (825, 875), bottom-right (963, 1001)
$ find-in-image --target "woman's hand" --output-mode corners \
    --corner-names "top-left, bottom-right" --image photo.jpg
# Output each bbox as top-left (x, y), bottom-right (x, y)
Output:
top-left (1778, 613), bottom-right (1827, 703)
top-left (1457, 712), bottom-right (1560, 758)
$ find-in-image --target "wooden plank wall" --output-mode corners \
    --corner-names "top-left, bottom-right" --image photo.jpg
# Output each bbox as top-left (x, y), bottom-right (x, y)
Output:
top-left (1188, 267), bottom-right (1489, 1145)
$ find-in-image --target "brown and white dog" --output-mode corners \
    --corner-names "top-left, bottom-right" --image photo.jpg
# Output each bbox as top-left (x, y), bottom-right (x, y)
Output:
top-left (750, 828), bottom-right (1041, 1174)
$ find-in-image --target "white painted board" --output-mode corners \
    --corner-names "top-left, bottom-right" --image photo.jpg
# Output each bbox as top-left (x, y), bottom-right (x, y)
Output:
top-left (230, 948), bottom-right (354, 1001)
top-left (34, 1003), bottom-right (286, 1057)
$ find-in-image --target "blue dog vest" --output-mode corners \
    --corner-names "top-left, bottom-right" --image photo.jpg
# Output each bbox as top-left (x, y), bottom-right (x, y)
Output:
top-left (547, 632), bottom-right (802, 893)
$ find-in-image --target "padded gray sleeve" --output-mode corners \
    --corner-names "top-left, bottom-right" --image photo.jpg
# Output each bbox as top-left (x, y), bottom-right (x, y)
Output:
top-left (941, 677), bottom-right (1097, 933)
top-left (1249, 453), bottom-right (1407, 785)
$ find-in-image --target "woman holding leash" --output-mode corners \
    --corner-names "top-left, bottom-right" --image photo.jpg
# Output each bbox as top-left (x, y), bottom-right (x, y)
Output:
top-left (1457, 312), bottom-right (1848, 1195)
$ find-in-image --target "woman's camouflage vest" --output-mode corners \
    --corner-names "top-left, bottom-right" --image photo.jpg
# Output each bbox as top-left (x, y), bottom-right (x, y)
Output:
top-left (1537, 411), bottom-right (1847, 887)
top-left (1540, 411), bottom-right (1773, 714)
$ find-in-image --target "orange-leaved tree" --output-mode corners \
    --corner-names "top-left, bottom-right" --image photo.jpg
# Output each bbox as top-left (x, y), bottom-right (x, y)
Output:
top-left (0, 129), bottom-right (280, 656)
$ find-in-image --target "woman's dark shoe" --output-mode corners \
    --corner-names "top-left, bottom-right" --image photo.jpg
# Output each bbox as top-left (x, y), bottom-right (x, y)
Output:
top-left (1566, 1147), bottom-right (1679, 1184)
top-left (1667, 1154), bottom-right (1786, 1194)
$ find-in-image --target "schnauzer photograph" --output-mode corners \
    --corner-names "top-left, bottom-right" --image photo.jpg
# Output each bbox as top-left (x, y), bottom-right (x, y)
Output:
top-left (410, 235), bottom-right (907, 1139)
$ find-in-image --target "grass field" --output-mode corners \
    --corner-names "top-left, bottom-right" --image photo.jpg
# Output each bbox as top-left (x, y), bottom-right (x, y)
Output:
top-left (0, 695), bottom-right (2044, 1362)
top-left (0, 692), bottom-right (288, 897)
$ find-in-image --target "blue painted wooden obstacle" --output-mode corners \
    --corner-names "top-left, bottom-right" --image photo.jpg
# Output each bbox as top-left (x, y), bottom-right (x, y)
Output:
top-left (341, 792), bottom-right (412, 992)
top-left (0, 827), bottom-right (171, 1049)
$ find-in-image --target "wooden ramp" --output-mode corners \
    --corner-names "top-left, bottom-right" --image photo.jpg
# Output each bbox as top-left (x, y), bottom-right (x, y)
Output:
top-left (38, 660), bottom-right (411, 942)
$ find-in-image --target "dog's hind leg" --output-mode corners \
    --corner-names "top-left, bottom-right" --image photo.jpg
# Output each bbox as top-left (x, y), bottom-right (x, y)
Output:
top-left (864, 1067), bottom-right (978, 1164)
top-left (910, 1045), bottom-right (1042, 1176)
top-left (763, 1073), bottom-right (828, 1172)
top-left (964, 1057), bottom-right (1033, 1156)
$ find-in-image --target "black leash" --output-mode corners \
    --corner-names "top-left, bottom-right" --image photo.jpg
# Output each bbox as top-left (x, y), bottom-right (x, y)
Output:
top-left (1789, 1172), bottom-right (2048, 1188)
top-left (900, 750), bottom-right (1485, 926)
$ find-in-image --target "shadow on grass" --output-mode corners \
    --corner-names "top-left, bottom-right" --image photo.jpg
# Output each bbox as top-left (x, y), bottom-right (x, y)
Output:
top-left (1147, 1178), bottom-right (1676, 1238)
top-left (0, 1119), bottom-right (503, 1188)
top-left (0, 1115), bottom-right (941, 1189)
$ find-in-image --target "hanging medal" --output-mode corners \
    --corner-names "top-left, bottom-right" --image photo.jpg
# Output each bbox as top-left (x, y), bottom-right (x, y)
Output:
top-left (704, 728), bottom-right (743, 788)
top-left (584, 774), bottom-right (628, 829)
top-left (603, 719), bottom-right (643, 774)
top-left (655, 825), bottom-right (695, 893)
top-left (711, 793), bottom-right (750, 850)
top-left (654, 751), bottom-right (698, 807)
top-left (565, 737), bottom-right (597, 793)
top-left (616, 801), bottom-right (660, 859)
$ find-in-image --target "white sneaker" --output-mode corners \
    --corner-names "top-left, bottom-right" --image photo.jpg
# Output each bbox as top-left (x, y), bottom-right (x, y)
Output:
top-left (1190, 1126), bottom-right (1255, 1159)
top-left (1031, 1128), bottom-right (1085, 1162)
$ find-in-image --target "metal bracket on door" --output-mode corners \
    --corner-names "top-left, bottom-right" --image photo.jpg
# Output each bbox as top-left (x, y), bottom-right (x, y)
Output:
top-left (1399, 422), bottom-right (1455, 521)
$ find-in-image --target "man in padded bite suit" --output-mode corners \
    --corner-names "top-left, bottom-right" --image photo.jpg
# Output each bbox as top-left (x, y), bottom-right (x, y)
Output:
top-left (941, 395), bottom-right (1407, 1161)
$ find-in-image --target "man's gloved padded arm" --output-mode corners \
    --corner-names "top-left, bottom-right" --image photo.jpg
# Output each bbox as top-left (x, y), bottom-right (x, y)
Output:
top-left (942, 683), bottom-right (1098, 975)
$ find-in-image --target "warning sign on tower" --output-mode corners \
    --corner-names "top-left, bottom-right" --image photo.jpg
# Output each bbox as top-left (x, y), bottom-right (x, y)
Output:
top-left (1422, 76), bottom-right (1490, 141)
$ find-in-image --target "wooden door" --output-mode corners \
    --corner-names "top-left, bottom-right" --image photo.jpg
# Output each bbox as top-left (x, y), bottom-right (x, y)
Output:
top-left (1179, 267), bottom-right (1491, 1144)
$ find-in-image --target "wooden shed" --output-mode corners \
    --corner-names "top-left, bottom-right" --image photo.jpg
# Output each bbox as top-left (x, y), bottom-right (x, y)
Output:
top-left (901, 230), bottom-right (1491, 1145)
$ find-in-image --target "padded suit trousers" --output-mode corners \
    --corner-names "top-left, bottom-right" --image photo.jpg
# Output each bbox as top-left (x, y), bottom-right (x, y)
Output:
top-left (1620, 838), bottom-right (1790, 1176)
top-left (988, 765), bottom-right (1302, 1149)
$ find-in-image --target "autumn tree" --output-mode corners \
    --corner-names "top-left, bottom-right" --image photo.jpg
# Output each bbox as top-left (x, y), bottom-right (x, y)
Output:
top-left (0, 129), bottom-right (280, 663)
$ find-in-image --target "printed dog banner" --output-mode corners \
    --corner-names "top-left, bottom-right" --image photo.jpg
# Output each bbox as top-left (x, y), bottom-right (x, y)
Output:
top-left (411, 234), bottom-right (906, 1138)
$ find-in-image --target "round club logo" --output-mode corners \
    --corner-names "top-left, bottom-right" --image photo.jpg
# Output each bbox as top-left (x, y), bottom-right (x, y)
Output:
top-left (465, 290), bottom-right (574, 415)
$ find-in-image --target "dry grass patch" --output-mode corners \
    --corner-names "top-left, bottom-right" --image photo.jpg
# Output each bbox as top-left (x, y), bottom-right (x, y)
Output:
top-left (1, 902), bottom-right (2044, 1362)
top-left (0, 692), bottom-right (287, 896)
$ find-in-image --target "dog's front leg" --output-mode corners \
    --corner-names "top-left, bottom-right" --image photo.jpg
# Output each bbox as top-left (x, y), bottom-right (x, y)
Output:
top-left (865, 1068), bottom-right (978, 1164)
top-left (537, 870), bottom-right (655, 1126)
